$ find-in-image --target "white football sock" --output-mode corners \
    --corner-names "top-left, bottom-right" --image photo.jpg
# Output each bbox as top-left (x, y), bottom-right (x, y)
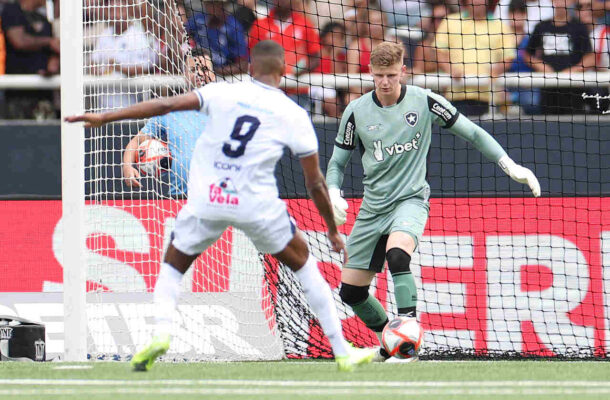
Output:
top-left (153, 263), bottom-right (184, 337)
top-left (295, 255), bottom-right (349, 357)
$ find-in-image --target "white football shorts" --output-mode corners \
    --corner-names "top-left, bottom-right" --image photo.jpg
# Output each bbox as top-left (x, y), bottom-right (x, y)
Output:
top-left (171, 203), bottom-right (297, 256)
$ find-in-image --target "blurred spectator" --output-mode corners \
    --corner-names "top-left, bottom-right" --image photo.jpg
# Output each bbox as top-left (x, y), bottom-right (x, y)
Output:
top-left (316, 21), bottom-right (348, 75)
top-left (505, 0), bottom-right (540, 114)
top-left (186, 0), bottom-right (248, 75)
top-left (495, 0), bottom-right (554, 34)
top-left (435, 0), bottom-right (516, 116)
top-left (1, 0), bottom-right (59, 119)
top-left (143, 0), bottom-right (191, 76)
top-left (525, 0), bottom-right (592, 114)
top-left (230, 0), bottom-right (257, 32)
top-left (84, 0), bottom-right (110, 53)
top-left (249, 0), bottom-right (321, 76)
top-left (0, 13), bottom-right (5, 76)
top-left (574, 0), bottom-right (609, 70)
top-left (576, 0), bottom-right (609, 112)
top-left (379, 0), bottom-right (431, 27)
top-left (347, 7), bottom-right (389, 74)
top-left (412, 2), bottom-right (451, 73)
top-left (90, 0), bottom-right (159, 110)
top-left (343, 0), bottom-right (377, 46)
top-left (311, 21), bottom-right (348, 117)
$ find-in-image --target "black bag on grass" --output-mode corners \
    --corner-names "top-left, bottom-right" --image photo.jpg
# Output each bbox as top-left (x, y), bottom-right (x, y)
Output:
top-left (0, 315), bottom-right (45, 362)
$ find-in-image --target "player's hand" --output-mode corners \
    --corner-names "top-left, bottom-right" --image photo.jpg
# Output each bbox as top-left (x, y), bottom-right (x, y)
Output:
top-left (498, 155), bottom-right (541, 197)
top-left (328, 230), bottom-right (348, 265)
top-left (328, 187), bottom-right (348, 226)
top-left (123, 165), bottom-right (142, 188)
top-left (48, 37), bottom-right (60, 54)
top-left (64, 113), bottom-right (106, 128)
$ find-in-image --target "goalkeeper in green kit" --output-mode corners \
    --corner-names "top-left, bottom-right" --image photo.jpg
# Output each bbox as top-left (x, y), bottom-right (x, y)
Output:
top-left (327, 42), bottom-right (541, 362)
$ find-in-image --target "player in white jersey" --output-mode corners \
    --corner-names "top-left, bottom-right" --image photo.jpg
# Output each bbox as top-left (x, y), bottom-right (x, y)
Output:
top-left (66, 40), bottom-right (375, 372)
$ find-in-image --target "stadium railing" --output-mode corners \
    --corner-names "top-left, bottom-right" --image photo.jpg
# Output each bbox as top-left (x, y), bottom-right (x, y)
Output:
top-left (3, 71), bottom-right (609, 120)
top-left (1, 71), bottom-right (608, 91)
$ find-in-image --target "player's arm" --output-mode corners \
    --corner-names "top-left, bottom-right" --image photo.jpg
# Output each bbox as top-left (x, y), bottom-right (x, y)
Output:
top-left (64, 92), bottom-right (200, 128)
top-left (427, 93), bottom-right (541, 196)
top-left (122, 133), bottom-right (151, 188)
top-left (325, 107), bottom-right (356, 226)
top-left (300, 153), bottom-right (347, 264)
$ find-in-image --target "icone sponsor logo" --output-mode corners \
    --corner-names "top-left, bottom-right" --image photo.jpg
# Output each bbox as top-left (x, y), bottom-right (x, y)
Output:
top-left (431, 102), bottom-right (453, 122)
top-left (214, 161), bottom-right (241, 172)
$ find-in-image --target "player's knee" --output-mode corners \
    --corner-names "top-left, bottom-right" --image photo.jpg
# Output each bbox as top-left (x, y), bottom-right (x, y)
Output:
top-left (386, 248), bottom-right (411, 275)
top-left (339, 283), bottom-right (369, 305)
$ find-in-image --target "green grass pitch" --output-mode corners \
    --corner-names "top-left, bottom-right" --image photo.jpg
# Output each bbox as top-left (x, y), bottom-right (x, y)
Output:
top-left (1, 360), bottom-right (609, 399)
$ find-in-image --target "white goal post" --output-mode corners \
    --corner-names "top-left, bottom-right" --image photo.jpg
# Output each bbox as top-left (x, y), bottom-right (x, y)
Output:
top-left (60, 0), bottom-right (86, 362)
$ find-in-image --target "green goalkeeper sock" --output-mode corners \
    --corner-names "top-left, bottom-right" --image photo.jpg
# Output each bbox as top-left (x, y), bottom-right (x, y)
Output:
top-left (387, 248), bottom-right (417, 316)
top-left (392, 272), bottom-right (417, 316)
top-left (351, 294), bottom-right (389, 333)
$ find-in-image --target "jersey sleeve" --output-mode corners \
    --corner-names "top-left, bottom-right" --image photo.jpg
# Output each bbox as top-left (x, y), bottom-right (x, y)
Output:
top-left (140, 115), bottom-right (167, 141)
top-left (427, 90), bottom-right (460, 129)
top-left (326, 104), bottom-right (356, 189)
top-left (334, 104), bottom-right (358, 150)
top-left (193, 83), bottom-right (222, 114)
top-left (447, 114), bottom-right (507, 163)
top-left (288, 110), bottom-right (318, 158)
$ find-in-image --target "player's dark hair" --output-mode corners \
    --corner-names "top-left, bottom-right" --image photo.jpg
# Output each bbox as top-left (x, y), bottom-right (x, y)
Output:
top-left (190, 48), bottom-right (211, 59)
top-left (251, 40), bottom-right (285, 76)
top-left (320, 22), bottom-right (345, 39)
top-left (509, 0), bottom-right (527, 14)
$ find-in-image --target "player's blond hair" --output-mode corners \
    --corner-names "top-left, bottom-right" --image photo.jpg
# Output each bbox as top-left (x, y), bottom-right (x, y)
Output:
top-left (370, 42), bottom-right (404, 67)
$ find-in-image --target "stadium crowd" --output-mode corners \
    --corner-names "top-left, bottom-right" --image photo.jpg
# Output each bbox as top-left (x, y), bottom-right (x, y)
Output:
top-left (0, 0), bottom-right (608, 118)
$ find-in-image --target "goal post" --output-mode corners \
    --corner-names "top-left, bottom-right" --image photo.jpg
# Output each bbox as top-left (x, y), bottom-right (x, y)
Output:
top-left (60, 0), bottom-right (86, 362)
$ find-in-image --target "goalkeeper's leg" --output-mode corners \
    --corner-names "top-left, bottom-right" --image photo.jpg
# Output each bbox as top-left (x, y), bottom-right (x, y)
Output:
top-left (131, 244), bottom-right (199, 371)
top-left (274, 231), bottom-right (375, 371)
top-left (340, 269), bottom-right (391, 361)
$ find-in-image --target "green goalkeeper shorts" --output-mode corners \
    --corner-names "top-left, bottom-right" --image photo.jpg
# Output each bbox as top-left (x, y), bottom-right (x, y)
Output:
top-left (345, 197), bottom-right (429, 272)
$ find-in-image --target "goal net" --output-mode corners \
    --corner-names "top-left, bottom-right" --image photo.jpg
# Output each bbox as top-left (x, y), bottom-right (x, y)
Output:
top-left (62, 0), bottom-right (610, 361)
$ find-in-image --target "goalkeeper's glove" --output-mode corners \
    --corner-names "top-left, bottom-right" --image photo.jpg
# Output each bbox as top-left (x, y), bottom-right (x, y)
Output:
top-left (328, 187), bottom-right (348, 226)
top-left (498, 155), bottom-right (541, 197)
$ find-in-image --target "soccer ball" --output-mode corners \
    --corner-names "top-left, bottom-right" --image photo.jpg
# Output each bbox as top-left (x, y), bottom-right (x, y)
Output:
top-left (382, 316), bottom-right (424, 359)
top-left (136, 139), bottom-right (171, 176)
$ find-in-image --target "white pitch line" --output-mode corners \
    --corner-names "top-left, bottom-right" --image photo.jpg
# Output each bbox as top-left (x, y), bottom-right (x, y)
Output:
top-left (52, 366), bottom-right (94, 370)
top-left (3, 379), bottom-right (610, 388)
top-left (3, 387), bottom-right (610, 397)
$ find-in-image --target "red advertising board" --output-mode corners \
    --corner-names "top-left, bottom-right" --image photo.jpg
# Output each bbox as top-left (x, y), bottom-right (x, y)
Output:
top-left (1, 198), bottom-right (609, 356)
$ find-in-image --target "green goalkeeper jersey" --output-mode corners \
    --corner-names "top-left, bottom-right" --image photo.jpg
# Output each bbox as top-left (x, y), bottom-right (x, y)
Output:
top-left (326, 85), bottom-right (508, 214)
